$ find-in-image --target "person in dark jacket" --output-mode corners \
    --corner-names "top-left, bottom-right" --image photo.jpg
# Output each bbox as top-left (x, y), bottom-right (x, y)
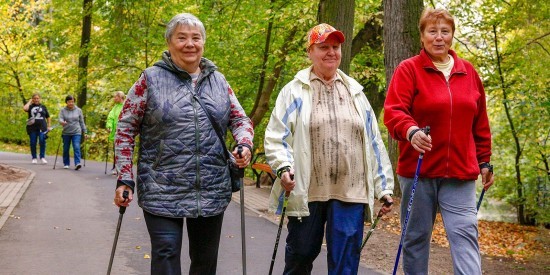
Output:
top-left (383, 8), bottom-right (495, 275)
top-left (23, 93), bottom-right (51, 164)
top-left (113, 13), bottom-right (254, 275)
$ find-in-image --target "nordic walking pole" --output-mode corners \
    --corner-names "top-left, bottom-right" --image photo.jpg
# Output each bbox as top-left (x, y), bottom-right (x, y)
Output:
top-left (269, 174), bottom-right (293, 275)
top-left (360, 198), bottom-right (394, 252)
top-left (477, 164), bottom-right (492, 212)
top-left (237, 145), bottom-right (247, 275)
top-left (107, 190), bottom-right (129, 275)
top-left (477, 189), bottom-right (486, 212)
top-left (392, 126), bottom-right (430, 275)
top-left (53, 135), bottom-right (62, 170)
top-left (104, 141), bottom-right (109, 174)
top-left (82, 136), bottom-right (86, 167)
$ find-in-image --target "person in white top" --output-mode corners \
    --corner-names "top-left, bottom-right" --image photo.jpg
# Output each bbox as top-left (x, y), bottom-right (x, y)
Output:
top-left (264, 23), bottom-right (394, 275)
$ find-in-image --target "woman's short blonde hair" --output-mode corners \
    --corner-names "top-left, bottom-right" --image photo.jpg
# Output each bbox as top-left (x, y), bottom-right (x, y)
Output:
top-left (418, 8), bottom-right (455, 35)
top-left (114, 91), bottom-right (125, 99)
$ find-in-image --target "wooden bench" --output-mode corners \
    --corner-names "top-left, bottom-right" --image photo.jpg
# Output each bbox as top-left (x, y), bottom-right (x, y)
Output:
top-left (250, 152), bottom-right (276, 188)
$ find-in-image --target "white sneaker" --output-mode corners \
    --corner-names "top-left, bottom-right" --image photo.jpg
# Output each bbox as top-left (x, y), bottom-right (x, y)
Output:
top-left (75, 164), bottom-right (82, 170)
top-left (111, 169), bottom-right (117, 175)
top-left (41, 158), bottom-right (48, 164)
top-left (63, 165), bottom-right (69, 169)
top-left (32, 159), bottom-right (37, 164)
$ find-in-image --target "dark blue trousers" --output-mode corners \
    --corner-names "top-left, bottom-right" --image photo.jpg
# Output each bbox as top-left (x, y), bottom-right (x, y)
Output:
top-left (143, 211), bottom-right (224, 275)
top-left (284, 200), bottom-right (364, 275)
top-left (29, 131), bottom-right (46, 159)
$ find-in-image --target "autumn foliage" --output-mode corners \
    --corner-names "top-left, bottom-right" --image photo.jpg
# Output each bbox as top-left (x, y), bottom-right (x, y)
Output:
top-left (378, 213), bottom-right (548, 261)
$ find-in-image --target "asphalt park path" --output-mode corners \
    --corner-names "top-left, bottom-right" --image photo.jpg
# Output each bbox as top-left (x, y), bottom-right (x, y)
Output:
top-left (0, 151), bottom-right (385, 275)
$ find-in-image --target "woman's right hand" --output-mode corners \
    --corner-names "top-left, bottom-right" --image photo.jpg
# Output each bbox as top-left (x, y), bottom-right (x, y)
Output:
top-left (280, 168), bottom-right (295, 192)
top-left (408, 126), bottom-right (432, 153)
top-left (114, 185), bottom-right (133, 207)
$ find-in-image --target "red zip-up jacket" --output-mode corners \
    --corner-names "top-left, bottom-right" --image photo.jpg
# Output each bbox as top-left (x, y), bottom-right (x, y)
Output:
top-left (384, 49), bottom-right (491, 180)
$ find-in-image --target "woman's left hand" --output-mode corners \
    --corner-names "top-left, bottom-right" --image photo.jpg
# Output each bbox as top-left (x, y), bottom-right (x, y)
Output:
top-left (232, 146), bottom-right (252, 168)
top-left (379, 195), bottom-right (394, 215)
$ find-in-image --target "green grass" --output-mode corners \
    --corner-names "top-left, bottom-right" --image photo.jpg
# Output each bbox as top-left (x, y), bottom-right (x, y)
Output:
top-left (0, 141), bottom-right (28, 154)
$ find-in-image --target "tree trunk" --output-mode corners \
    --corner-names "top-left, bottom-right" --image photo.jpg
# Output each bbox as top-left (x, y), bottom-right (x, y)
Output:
top-left (249, 27), bottom-right (299, 127)
top-left (77, 0), bottom-right (93, 109)
top-left (491, 25), bottom-right (529, 225)
top-left (383, 0), bottom-right (423, 197)
top-left (317, 0), bottom-right (355, 74)
top-left (250, 0), bottom-right (275, 121)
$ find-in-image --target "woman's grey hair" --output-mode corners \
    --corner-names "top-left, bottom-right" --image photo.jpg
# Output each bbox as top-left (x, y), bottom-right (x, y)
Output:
top-left (165, 13), bottom-right (206, 43)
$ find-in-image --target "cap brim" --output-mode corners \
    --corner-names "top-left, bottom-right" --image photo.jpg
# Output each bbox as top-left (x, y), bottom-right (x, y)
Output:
top-left (326, 31), bottom-right (345, 43)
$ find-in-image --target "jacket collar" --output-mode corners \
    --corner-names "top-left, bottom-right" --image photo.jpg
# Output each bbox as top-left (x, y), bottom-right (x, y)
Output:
top-left (154, 50), bottom-right (217, 80)
top-left (420, 49), bottom-right (466, 74)
top-left (295, 66), bottom-right (363, 96)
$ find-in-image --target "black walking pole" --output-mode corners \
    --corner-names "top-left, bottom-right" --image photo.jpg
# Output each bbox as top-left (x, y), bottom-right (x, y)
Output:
top-left (104, 141), bottom-right (109, 174)
top-left (268, 174), bottom-right (293, 275)
top-left (360, 198), bottom-right (394, 252)
top-left (392, 126), bottom-right (430, 275)
top-left (237, 145), bottom-right (247, 275)
top-left (477, 189), bottom-right (486, 212)
top-left (82, 136), bottom-right (86, 167)
top-left (107, 190), bottom-right (129, 275)
top-left (53, 136), bottom-right (62, 170)
top-left (477, 163), bottom-right (493, 212)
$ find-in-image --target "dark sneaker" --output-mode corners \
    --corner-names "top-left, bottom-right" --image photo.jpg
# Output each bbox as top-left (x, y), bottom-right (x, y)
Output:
top-left (75, 164), bottom-right (82, 170)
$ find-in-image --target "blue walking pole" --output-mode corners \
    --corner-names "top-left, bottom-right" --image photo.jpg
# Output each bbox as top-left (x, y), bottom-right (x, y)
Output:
top-left (392, 126), bottom-right (430, 275)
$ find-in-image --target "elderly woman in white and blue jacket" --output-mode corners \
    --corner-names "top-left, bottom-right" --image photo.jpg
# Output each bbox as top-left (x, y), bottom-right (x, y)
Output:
top-left (264, 23), bottom-right (394, 275)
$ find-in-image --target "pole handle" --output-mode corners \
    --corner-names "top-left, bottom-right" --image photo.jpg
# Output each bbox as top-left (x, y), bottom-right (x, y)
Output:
top-left (237, 145), bottom-right (245, 178)
top-left (119, 191), bottom-right (129, 215)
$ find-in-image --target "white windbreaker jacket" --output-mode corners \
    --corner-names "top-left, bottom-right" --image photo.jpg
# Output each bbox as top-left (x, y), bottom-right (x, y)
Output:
top-left (265, 67), bottom-right (394, 220)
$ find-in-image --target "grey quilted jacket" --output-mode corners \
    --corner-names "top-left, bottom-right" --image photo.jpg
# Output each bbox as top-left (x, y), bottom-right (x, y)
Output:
top-left (115, 52), bottom-right (254, 218)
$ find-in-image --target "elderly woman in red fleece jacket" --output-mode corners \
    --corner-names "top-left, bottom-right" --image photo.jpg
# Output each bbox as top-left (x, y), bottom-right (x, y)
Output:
top-left (384, 8), bottom-right (494, 275)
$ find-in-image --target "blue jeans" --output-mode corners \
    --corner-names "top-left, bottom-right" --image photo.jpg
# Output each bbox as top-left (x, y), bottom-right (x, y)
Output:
top-left (143, 211), bottom-right (224, 275)
top-left (399, 176), bottom-right (481, 275)
top-left (29, 131), bottom-right (46, 159)
top-left (284, 200), bottom-right (364, 275)
top-left (62, 134), bottom-right (81, 166)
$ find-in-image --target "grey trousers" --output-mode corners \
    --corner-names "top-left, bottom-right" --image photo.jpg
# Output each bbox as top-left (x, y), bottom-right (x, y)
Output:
top-left (398, 176), bottom-right (481, 275)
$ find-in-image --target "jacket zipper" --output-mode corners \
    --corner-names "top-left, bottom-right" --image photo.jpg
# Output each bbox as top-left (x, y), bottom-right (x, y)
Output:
top-left (445, 77), bottom-right (452, 177)
top-left (189, 80), bottom-right (202, 217)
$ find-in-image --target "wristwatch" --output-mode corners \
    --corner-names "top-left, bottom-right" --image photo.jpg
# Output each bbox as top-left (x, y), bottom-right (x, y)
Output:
top-left (479, 162), bottom-right (493, 174)
top-left (277, 166), bottom-right (291, 179)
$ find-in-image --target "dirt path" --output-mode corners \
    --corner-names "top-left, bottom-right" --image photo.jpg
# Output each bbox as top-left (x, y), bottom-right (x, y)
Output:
top-left (362, 202), bottom-right (549, 274)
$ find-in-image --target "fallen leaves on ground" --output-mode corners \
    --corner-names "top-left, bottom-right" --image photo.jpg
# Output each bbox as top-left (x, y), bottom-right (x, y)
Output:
top-left (374, 213), bottom-right (548, 261)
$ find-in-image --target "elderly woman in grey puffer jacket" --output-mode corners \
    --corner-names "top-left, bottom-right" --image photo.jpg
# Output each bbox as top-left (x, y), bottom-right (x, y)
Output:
top-left (112, 13), bottom-right (253, 275)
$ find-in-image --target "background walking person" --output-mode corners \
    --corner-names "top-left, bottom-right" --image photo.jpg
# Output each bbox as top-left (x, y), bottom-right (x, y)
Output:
top-left (384, 8), bottom-right (495, 275)
top-left (106, 91), bottom-right (125, 175)
top-left (23, 93), bottom-right (51, 164)
top-left (59, 95), bottom-right (87, 170)
top-left (264, 23), bottom-right (394, 275)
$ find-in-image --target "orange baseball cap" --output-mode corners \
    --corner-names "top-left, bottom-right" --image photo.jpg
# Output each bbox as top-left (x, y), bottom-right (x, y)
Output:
top-left (307, 23), bottom-right (345, 49)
